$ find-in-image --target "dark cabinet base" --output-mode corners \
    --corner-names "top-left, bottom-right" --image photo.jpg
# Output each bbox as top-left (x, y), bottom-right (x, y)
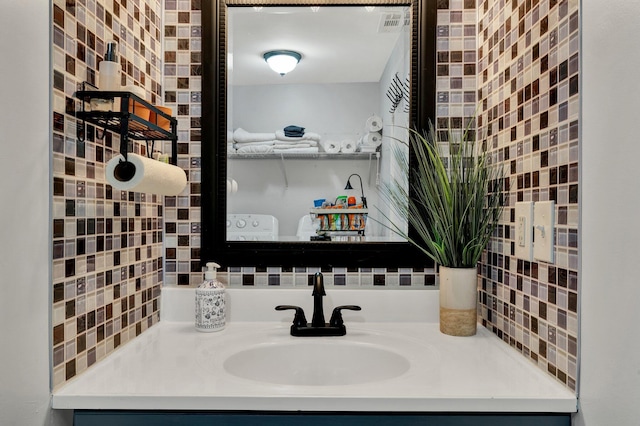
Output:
top-left (74, 410), bottom-right (571, 426)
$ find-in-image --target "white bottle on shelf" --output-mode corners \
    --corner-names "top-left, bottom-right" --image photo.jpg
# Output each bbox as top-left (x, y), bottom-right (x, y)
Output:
top-left (98, 41), bottom-right (121, 91)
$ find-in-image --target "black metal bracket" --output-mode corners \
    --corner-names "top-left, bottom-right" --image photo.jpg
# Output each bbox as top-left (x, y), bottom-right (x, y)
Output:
top-left (74, 81), bottom-right (178, 165)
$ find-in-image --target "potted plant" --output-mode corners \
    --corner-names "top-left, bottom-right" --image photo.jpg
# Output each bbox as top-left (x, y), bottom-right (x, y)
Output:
top-left (379, 121), bottom-right (506, 336)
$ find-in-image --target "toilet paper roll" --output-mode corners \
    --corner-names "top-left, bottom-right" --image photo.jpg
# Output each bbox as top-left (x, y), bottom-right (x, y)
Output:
top-left (323, 140), bottom-right (340, 154)
top-left (341, 139), bottom-right (356, 153)
top-left (365, 114), bottom-right (383, 132)
top-left (106, 153), bottom-right (187, 196)
top-left (226, 178), bottom-right (238, 194)
top-left (361, 131), bottom-right (382, 147)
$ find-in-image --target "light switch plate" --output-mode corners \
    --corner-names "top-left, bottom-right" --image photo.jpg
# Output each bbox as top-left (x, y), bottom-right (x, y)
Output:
top-left (514, 201), bottom-right (533, 261)
top-left (533, 200), bottom-right (555, 263)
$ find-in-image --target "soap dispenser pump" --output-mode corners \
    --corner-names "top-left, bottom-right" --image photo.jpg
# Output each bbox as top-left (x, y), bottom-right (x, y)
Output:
top-left (195, 262), bottom-right (226, 332)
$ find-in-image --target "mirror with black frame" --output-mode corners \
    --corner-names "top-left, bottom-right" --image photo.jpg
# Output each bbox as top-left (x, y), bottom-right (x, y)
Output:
top-left (201, 0), bottom-right (436, 268)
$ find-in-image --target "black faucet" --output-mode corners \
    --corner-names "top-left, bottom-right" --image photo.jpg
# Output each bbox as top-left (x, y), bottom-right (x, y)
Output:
top-left (276, 272), bottom-right (361, 337)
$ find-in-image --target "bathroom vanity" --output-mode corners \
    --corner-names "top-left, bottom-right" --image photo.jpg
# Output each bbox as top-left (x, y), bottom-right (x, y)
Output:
top-left (53, 288), bottom-right (577, 425)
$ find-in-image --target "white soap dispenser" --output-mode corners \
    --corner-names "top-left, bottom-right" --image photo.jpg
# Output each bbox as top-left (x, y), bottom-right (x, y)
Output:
top-left (195, 262), bottom-right (226, 332)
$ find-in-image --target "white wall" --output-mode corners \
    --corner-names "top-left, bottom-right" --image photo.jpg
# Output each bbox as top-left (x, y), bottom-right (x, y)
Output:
top-left (232, 82), bottom-right (381, 138)
top-left (377, 22), bottom-right (411, 238)
top-left (576, 1), bottom-right (640, 424)
top-left (0, 2), bottom-right (71, 425)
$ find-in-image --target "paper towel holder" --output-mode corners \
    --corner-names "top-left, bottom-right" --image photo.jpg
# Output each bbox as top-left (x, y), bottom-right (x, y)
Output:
top-left (113, 160), bottom-right (137, 182)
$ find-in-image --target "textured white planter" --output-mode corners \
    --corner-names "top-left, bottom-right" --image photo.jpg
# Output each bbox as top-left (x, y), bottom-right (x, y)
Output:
top-left (439, 266), bottom-right (478, 336)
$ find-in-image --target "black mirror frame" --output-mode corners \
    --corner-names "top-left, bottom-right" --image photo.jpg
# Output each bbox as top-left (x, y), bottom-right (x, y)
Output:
top-left (201, 0), bottom-right (436, 268)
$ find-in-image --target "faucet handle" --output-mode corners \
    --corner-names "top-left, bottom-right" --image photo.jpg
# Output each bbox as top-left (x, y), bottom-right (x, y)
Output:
top-left (329, 305), bottom-right (362, 327)
top-left (275, 305), bottom-right (308, 327)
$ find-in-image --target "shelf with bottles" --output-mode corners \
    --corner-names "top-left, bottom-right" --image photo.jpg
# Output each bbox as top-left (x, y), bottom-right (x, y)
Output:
top-left (74, 82), bottom-right (178, 165)
top-left (310, 208), bottom-right (368, 239)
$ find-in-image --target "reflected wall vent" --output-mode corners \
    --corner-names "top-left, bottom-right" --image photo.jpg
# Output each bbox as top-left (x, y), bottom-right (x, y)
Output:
top-left (378, 12), bottom-right (404, 33)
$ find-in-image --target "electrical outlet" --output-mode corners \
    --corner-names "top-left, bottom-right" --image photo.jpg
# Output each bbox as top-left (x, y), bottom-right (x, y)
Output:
top-left (517, 216), bottom-right (526, 247)
top-left (534, 200), bottom-right (555, 263)
top-left (515, 202), bottom-right (533, 261)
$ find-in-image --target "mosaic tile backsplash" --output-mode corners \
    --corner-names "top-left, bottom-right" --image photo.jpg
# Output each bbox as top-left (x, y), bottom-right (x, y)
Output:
top-left (51, 0), bottom-right (165, 388)
top-left (48, 0), bottom-right (579, 392)
top-left (476, 0), bottom-right (579, 391)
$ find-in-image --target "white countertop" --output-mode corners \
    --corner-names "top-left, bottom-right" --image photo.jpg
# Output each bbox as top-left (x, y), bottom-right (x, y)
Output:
top-left (52, 288), bottom-right (577, 413)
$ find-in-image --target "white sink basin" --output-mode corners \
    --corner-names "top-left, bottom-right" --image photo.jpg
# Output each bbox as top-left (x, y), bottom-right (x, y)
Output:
top-left (223, 340), bottom-right (410, 386)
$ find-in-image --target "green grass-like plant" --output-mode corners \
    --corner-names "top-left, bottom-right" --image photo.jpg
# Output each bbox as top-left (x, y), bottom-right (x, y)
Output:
top-left (379, 122), bottom-right (506, 268)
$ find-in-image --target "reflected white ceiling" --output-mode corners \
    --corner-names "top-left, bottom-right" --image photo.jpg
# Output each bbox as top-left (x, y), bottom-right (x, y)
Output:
top-left (229, 6), bottom-right (408, 86)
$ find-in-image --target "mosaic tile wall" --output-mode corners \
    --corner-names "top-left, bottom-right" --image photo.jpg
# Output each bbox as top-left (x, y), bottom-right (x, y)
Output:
top-left (51, 0), bottom-right (166, 389)
top-left (161, 1), bottom-right (466, 287)
top-left (476, 0), bottom-right (580, 391)
top-left (161, 0), bottom-right (204, 286)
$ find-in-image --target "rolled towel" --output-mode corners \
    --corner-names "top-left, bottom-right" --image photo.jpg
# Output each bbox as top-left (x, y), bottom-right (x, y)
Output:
top-left (341, 139), bottom-right (356, 153)
top-left (323, 140), bottom-right (340, 154)
top-left (365, 115), bottom-right (383, 132)
top-left (233, 128), bottom-right (276, 143)
top-left (275, 130), bottom-right (321, 142)
top-left (360, 132), bottom-right (382, 147)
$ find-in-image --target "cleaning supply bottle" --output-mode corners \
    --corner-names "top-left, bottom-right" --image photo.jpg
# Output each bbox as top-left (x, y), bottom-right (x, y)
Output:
top-left (195, 262), bottom-right (226, 332)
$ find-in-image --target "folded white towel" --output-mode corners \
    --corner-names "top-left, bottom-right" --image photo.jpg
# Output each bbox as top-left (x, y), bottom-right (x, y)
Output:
top-left (275, 130), bottom-right (321, 142)
top-left (233, 128), bottom-right (277, 143)
top-left (233, 140), bottom-right (276, 148)
top-left (273, 147), bottom-right (319, 154)
top-left (274, 142), bottom-right (313, 149)
top-left (235, 144), bottom-right (274, 154)
top-left (272, 139), bottom-right (317, 147)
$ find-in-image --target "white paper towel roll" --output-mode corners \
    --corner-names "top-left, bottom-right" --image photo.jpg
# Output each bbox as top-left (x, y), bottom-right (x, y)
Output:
top-left (106, 153), bottom-right (187, 196)
top-left (341, 139), bottom-right (356, 153)
top-left (365, 114), bottom-right (383, 132)
top-left (361, 132), bottom-right (382, 147)
top-left (323, 140), bottom-right (340, 154)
